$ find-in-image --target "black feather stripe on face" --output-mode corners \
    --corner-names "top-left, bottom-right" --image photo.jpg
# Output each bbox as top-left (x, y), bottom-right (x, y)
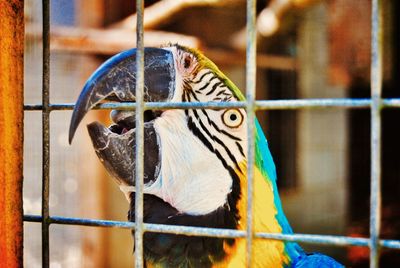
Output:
top-left (183, 81), bottom-right (243, 175)
top-left (192, 70), bottom-right (213, 84)
top-left (183, 79), bottom-right (242, 215)
top-left (191, 108), bottom-right (242, 174)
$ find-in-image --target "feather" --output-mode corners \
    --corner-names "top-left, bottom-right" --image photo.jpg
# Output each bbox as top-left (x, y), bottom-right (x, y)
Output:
top-left (292, 253), bottom-right (344, 268)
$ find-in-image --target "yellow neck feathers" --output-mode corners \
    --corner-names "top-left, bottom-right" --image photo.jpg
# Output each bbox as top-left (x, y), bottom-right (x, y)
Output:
top-left (215, 162), bottom-right (289, 268)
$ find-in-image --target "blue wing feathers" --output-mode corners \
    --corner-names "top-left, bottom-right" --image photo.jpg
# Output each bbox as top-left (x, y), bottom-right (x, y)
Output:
top-left (292, 253), bottom-right (344, 267)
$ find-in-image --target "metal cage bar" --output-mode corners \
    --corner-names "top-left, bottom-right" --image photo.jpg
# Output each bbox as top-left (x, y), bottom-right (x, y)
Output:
top-left (24, 214), bottom-right (400, 249)
top-left (135, 0), bottom-right (145, 266)
top-left (22, 98), bottom-right (400, 111)
top-left (370, 0), bottom-right (383, 267)
top-left (41, 0), bottom-right (51, 267)
top-left (22, 0), bottom-right (400, 267)
top-left (245, 0), bottom-right (257, 266)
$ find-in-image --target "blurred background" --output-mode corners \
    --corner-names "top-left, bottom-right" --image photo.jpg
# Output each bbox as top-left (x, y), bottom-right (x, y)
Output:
top-left (23, 0), bottom-right (400, 267)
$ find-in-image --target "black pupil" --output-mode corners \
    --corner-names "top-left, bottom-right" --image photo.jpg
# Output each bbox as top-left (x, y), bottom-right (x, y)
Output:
top-left (184, 56), bottom-right (191, 68)
top-left (229, 113), bottom-right (237, 121)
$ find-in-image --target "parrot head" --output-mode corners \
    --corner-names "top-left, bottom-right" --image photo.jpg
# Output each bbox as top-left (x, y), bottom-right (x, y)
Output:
top-left (69, 45), bottom-right (248, 216)
top-left (69, 45), bottom-right (253, 266)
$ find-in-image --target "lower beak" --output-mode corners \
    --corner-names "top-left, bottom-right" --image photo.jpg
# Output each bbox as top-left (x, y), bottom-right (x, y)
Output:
top-left (87, 121), bottom-right (160, 187)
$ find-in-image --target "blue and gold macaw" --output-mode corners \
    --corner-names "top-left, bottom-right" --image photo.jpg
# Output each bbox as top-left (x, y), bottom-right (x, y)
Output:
top-left (69, 45), bottom-right (343, 267)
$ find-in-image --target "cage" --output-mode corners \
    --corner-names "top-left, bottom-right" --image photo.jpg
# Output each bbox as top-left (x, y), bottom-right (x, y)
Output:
top-left (1, 0), bottom-right (400, 267)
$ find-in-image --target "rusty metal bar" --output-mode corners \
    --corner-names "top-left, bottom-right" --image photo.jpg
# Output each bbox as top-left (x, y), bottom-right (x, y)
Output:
top-left (0, 1), bottom-right (24, 266)
top-left (41, 0), bottom-right (51, 267)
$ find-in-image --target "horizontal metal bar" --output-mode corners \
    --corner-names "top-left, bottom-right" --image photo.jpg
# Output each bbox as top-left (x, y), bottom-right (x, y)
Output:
top-left (257, 233), bottom-right (400, 249)
top-left (23, 214), bottom-right (400, 249)
top-left (380, 239), bottom-right (400, 249)
top-left (22, 98), bottom-right (400, 112)
top-left (144, 223), bottom-right (246, 238)
top-left (256, 98), bottom-right (371, 109)
top-left (23, 102), bottom-right (245, 111)
top-left (24, 214), bottom-right (134, 228)
top-left (24, 215), bottom-right (245, 238)
top-left (256, 233), bottom-right (370, 247)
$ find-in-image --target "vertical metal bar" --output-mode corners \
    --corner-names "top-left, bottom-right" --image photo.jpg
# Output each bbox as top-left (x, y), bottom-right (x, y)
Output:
top-left (0, 0), bottom-right (24, 266)
top-left (42, 0), bottom-right (51, 267)
top-left (370, 0), bottom-right (382, 267)
top-left (246, 0), bottom-right (257, 266)
top-left (135, 0), bottom-right (145, 267)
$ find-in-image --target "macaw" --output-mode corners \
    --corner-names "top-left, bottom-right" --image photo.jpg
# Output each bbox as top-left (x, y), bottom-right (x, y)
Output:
top-left (69, 44), bottom-right (343, 267)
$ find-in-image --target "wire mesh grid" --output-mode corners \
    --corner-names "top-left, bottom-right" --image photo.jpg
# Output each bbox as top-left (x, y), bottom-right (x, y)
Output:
top-left (23, 0), bottom-right (400, 267)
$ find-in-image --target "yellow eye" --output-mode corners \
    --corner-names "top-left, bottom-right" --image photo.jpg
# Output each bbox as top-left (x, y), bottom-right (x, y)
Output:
top-left (222, 109), bottom-right (243, 128)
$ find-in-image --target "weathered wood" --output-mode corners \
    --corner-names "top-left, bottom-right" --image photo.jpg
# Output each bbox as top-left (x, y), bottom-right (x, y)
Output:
top-left (0, 1), bottom-right (24, 267)
top-left (25, 25), bottom-right (296, 70)
top-left (26, 25), bottom-right (201, 54)
top-left (110, 0), bottom-right (236, 30)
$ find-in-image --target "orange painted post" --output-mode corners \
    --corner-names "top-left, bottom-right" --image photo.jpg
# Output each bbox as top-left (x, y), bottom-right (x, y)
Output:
top-left (0, 1), bottom-right (24, 267)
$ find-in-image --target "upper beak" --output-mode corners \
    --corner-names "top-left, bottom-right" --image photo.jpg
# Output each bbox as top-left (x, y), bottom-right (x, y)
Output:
top-left (69, 47), bottom-right (175, 144)
top-left (68, 47), bottom-right (175, 187)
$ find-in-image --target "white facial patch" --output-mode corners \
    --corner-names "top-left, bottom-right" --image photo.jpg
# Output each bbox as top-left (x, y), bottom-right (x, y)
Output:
top-left (127, 46), bottom-right (247, 215)
top-left (143, 111), bottom-right (233, 215)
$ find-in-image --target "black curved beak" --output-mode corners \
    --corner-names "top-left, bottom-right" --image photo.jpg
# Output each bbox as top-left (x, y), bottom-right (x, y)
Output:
top-left (69, 47), bottom-right (175, 144)
top-left (86, 121), bottom-right (161, 187)
top-left (69, 47), bottom-right (175, 187)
